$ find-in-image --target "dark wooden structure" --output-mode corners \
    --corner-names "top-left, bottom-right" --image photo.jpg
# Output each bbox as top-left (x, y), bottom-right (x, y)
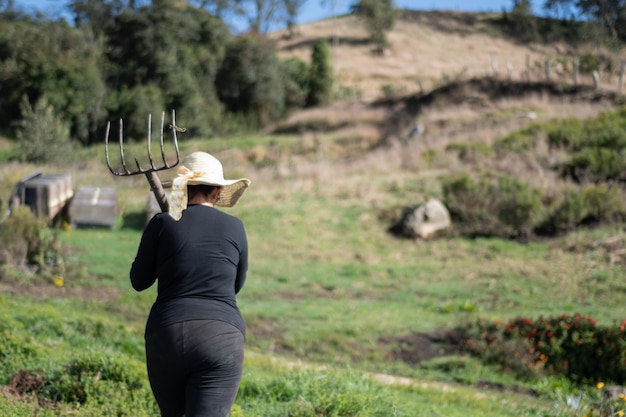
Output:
top-left (69, 186), bottom-right (118, 228)
top-left (9, 172), bottom-right (74, 223)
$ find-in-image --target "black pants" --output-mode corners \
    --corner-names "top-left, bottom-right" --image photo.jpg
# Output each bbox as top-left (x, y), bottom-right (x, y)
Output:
top-left (145, 320), bottom-right (245, 417)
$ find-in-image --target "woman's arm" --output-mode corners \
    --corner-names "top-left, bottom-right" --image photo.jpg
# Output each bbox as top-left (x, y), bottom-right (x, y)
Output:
top-left (129, 216), bottom-right (161, 291)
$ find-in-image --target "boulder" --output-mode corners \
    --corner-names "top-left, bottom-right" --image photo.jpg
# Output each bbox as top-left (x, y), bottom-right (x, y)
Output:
top-left (398, 198), bottom-right (451, 239)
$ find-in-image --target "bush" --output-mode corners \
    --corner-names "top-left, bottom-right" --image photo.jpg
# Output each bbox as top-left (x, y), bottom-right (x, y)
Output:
top-left (578, 52), bottom-right (600, 73)
top-left (495, 176), bottom-right (543, 239)
top-left (586, 124), bottom-right (626, 150)
top-left (563, 147), bottom-right (625, 183)
top-left (0, 206), bottom-right (64, 282)
top-left (307, 39), bottom-right (333, 108)
top-left (441, 173), bottom-right (496, 236)
top-left (14, 95), bottom-right (73, 164)
top-left (462, 314), bottom-right (626, 384)
top-left (282, 57), bottom-right (310, 111)
top-left (445, 141), bottom-right (493, 161)
top-left (582, 184), bottom-right (626, 223)
top-left (442, 173), bottom-right (543, 239)
top-left (494, 125), bottom-right (542, 155)
top-left (461, 318), bottom-right (541, 381)
top-left (40, 354), bottom-right (147, 405)
top-left (537, 188), bottom-right (588, 235)
top-left (546, 117), bottom-right (584, 150)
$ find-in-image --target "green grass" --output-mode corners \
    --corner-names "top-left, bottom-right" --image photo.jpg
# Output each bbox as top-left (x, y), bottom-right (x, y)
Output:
top-left (2, 111), bottom-right (626, 415)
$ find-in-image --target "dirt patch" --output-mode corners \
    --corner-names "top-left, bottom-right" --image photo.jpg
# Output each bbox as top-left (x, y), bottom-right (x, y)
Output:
top-left (473, 379), bottom-right (539, 397)
top-left (245, 316), bottom-right (293, 355)
top-left (380, 329), bottom-right (541, 397)
top-left (380, 329), bottom-right (468, 365)
top-left (0, 369), bottom-right (58, 409)
top-left (8, 369), bottom-right (44, 395)
top-left (0, 282), bottom-right (122, 302)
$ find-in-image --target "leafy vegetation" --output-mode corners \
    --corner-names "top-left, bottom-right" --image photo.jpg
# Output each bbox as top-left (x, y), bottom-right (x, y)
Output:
top-left (352, 0), bottom-right (395, 54)
top-left (443, 106), bottom-right (626, 239)
top-left (0, 3), bottom-right (625, 416)
top-left (464, 314), bottom-right (626, 384)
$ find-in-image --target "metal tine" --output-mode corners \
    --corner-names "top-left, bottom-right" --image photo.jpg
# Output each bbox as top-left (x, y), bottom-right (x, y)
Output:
top-left (165, 110), bottom-right (181, 169)
top-left (159, 111), bottom-right (166, 168)
top-left (118, 118), bottom-right (131, 174)
top-left (105, 111), bottom-right (181, 176)
top-left (145, 113), bottom-right (154, 171)
top-left (104, 121), bottom-right (114, 174)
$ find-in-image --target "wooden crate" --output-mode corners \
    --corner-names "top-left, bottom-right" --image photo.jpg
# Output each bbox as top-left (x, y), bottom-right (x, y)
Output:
top-left (12, 173), bottom-right (74, 222)
top-left (69, 186), bottom-right (118, 228)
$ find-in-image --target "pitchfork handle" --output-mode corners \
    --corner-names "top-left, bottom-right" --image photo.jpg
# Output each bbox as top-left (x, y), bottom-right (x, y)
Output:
top-left (145, 171), bottom-right (170, 213)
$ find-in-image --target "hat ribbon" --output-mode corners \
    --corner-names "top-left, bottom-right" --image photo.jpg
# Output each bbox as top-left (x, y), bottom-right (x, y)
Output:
top-left (168, 166), bottom-right (207, 220)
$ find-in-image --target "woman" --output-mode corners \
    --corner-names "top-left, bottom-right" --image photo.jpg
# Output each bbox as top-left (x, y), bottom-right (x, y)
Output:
top-left (130, 151), bottom-right (251, 417)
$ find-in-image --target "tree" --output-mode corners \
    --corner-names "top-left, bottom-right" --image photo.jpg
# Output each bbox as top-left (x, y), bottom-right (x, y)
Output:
top-left (215, 35), bottom-right (287, 128)
top-left (513, 0), bottom-right (533, 14)
top-left (15, 95), bottom-right (72, 163)
top-left (0, 19), bottom-right (106, 144)
top-left (352, 0), bottom-right (395, 54)
top-left (544, 0), bottom-right (626, 42)
top-left (306, 39), bottom-right (332, 107)
top-left (0, 0), bottom-right (14, 12)
top-left (191, 0), bottom-right (240, 20)
top-left (104, 1), bottom-right (230, 137)
top-left (507, 0), bottom-right (539, 42)
top-left (283, 0), bottom-right (307, 36)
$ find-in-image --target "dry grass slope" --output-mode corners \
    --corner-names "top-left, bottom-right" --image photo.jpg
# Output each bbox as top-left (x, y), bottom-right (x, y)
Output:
top-left (268, 10), bottom-right (625, 173)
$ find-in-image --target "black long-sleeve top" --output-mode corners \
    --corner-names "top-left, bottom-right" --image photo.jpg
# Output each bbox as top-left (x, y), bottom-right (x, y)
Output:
top-left (130, 204), bottom-right (248, 337)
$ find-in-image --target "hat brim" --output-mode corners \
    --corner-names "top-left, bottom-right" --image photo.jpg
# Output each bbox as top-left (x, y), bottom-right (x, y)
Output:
top-left (162, 177), bottom-right (251, 207)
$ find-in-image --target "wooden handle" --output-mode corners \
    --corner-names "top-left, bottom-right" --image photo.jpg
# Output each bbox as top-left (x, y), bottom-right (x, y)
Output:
top-left (145, 171), bottom-right (169, 213)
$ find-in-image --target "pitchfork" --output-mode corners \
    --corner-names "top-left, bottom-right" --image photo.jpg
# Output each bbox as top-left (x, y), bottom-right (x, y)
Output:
top-left (105, 110), bottom-right (184, 213)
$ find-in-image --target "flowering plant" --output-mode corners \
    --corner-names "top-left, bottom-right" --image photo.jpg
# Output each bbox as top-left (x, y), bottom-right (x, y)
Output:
top-left (463, 314), bottom-right (626, 384)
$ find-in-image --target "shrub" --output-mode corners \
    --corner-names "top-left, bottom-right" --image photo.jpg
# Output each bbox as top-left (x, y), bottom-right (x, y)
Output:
top-left (353, 0), bottom-right (395, 54)
top-left (307, 39), bottom-right (333, 107)
top-left (445, 141), bottom-right (493, 160)
top-left (537, 188), bottom-right (588, 235)
top-left (582, 184), bottom-right (626, 223)
top-left (0, 329), bottom-right (44, 383)
top-left (546, 117), bottom-right (584, 150)
top-left (14, 95), bottom-right (73, 164)
top-left (441, 173), bottom-right (498, 236)
top-left (494, 124), bottom-right (542, 155)
top-left (563, 147), bottom-right (625, 183)
top-left (40, 354), bottom-right (146, 404)
top-left (462, 314), bottom-right (626, 384)
top-left (586, 124), bottom-right (626, 150)
top-left (578, 52), bottom-right (600, 73)
top-left (495, 176), bottom-right (543, 239)
top-left (0, 206), bottom-right (64, 282)
top-left (282, 57), bottom-right (310, 111)
top-left (442, 173), bottom-right (543, 239)
top-left (461, 318), bottom-right (541, 381)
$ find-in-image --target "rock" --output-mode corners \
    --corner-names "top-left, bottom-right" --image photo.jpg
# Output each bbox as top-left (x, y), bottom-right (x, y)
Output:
top-left (398, 198), bottom-right (451, 239)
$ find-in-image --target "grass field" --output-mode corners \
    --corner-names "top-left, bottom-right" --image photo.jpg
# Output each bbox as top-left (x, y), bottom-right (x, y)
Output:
top-left (1, 9), bottom-right (626, 416)
top-left (2, 97), bottom-right (625, 414)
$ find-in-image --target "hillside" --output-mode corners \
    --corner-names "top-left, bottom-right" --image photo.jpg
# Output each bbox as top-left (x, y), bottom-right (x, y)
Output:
top-left (274, 10), bottom-right (623, 99)
top-left (266, 10), bottom-right (625, 165)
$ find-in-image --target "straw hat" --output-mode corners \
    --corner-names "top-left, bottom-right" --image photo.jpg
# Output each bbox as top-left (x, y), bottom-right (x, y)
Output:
top-left (164, 152), bottom-right (250, 220)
